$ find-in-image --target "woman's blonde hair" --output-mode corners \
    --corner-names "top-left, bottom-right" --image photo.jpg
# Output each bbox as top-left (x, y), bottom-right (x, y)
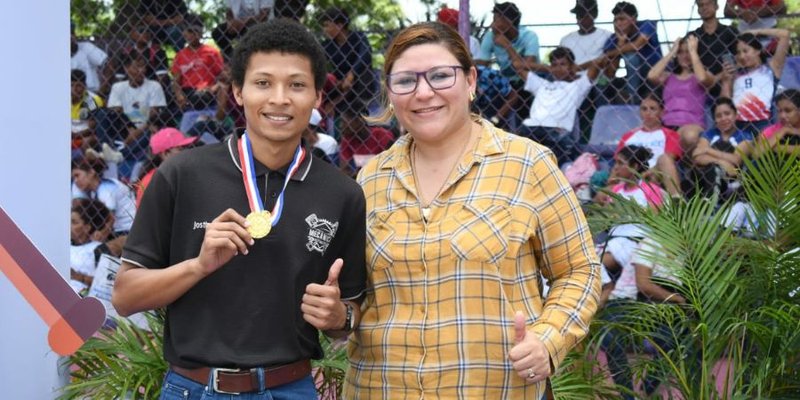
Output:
top-left (367, 22), bottom-right (475, 125)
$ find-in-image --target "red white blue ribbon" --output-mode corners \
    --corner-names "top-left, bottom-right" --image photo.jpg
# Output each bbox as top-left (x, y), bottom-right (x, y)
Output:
top-left (238, 132), bottom-right (306, 227)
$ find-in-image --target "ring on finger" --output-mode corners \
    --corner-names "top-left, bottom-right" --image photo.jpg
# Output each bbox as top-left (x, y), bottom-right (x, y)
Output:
top-left (527, 368), bottom-right (536, 379)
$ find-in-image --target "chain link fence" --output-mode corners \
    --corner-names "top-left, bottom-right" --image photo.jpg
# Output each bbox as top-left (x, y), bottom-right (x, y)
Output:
top-left (69, 1), bottom-right (798, 288)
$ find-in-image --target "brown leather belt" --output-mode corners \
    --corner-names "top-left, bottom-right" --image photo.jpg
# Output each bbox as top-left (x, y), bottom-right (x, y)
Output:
top-left (171, 359), bottom-right (311, 394)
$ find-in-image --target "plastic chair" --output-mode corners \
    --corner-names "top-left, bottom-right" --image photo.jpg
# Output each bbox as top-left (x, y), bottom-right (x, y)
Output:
top-left (583, 104), bottom-right (642, 159)
top-left (778, 56), bottom-right (800, 91)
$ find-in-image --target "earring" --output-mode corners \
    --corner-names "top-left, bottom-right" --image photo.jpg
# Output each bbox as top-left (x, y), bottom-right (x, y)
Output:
top-left (469, 91), bottom-right (476, 102)
top-left (388, 103), bottom-right (394, 112)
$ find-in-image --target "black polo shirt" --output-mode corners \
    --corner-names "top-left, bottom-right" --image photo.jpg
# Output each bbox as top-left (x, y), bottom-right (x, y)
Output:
top-left (693, 23), bottom-right (739, 75)
top-left (122, 134), bottom-right (367, 369)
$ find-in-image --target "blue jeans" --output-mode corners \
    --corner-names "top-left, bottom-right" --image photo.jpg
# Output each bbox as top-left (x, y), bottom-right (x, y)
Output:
top-left (518, 125), bottom-right (577, 166)
top-left (159, 369), bottom-right (318, 400)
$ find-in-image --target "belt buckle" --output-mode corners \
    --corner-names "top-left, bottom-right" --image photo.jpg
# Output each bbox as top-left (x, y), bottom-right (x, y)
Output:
top-left (212, 367), bottom-right (242, 395)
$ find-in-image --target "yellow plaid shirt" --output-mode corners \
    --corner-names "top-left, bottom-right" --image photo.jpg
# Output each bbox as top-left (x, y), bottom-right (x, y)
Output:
top-left (345, 120), bottom-right (601, 399)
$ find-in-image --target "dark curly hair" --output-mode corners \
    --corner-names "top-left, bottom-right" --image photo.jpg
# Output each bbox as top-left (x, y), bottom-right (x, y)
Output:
top-left (71, 198), bottom-right (110, 234)
top-left (230, 18), bottom-right (327, 91)
top-left (617, 145), bottom-right (653, 174)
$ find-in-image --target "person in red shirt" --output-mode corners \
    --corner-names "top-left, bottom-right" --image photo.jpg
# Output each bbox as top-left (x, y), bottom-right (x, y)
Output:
top-left (338, 111), bottom-right (395, 176)
top-left (614, 93), bottom-right (684, 197)
top-left (170, 24), bottom-right (224, 110)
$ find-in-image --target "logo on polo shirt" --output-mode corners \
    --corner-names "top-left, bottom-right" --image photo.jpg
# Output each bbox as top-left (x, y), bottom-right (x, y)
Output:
top-left (305, 214), bottom-right (338, 254)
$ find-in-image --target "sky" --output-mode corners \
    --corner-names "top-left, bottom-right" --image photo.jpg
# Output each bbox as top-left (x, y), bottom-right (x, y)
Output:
top-left (396, 0), bottom-right (724, 52)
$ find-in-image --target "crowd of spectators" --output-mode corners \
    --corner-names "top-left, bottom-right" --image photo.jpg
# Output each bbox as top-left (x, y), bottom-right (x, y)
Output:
top-left (69, 0), bottom-right (797, 396)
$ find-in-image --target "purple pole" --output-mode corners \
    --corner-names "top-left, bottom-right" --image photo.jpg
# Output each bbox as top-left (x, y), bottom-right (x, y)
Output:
top-left (458, 0), bottom-right (470, 45)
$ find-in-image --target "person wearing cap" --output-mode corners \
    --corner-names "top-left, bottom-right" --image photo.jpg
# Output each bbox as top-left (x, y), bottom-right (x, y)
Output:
top-left (601, 1), bottom-right (662, 104)
top-left (319, 7), bottom-right (377, 121)
top-left (212, 0), bottom-right (273, 60)
top-left (107, 51), bottom-right (168, 181)
top-left (560, 0), bottom-right (613, 73)
top-left (113, 19), bottom-right (366, 398)
top-left (170, 23), bottom-right (225, 111)
top-left (560, 0), bottom-right (613, 145)
top-left (436, 6), bottom-right (480, 57)
top-left (475, 2), bottom-right (539, 129)
top-left (135, 127), bottom-right (199, 207)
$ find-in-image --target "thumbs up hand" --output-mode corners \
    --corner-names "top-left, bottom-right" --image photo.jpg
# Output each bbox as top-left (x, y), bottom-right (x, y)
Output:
top-left (302, 258), bottom-right (346, 331)
top-left (508, 311), bottom-right (552, 384)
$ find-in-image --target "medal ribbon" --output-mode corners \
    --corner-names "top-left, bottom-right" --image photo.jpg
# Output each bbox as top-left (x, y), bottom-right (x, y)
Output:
top-left (238, 132), bottom-right (306, 226)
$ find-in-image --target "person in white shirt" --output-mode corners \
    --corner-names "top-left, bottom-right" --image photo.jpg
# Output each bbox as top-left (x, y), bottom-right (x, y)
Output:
top-left (513, 46), bottom-right (603, 165)
top-left (71, 157), bottom-right (137, 237)
top-left (70, 198), bottom-right (111, 295)
top-left (71, 23), bottom-right (109, 94)
top-left (560, 0), bottom-right (614, 144)
top-left (560, 0), bottom-right (613, 74)
top-left (107, 51), bottom-right (167, 180)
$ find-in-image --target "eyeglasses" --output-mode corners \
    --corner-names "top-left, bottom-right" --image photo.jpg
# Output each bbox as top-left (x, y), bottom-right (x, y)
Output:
top-left (386, 65), bottom-right (465, 95)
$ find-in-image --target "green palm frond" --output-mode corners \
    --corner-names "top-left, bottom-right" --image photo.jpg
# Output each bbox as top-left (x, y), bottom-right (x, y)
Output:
top-left (740, 144), bottom-right (800, 245)
top-left (313, 333), bottom-right (349, 399)
top-left (584, 148), bottom-right (800, 399)
top-left (59, 311), bottom-right (167, 400)
top-left (552, 349), bottom-right (619, 400)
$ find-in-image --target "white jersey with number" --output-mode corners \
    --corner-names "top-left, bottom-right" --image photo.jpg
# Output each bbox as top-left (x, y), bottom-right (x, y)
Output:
top-left (733, 64), bottom-right (775, 122)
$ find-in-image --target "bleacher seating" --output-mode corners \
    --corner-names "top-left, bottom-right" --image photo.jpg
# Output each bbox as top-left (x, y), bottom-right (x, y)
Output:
top-left (779, 56), bottom-right (800, 91)
top-left (582, 104), bottom-right (641, 159)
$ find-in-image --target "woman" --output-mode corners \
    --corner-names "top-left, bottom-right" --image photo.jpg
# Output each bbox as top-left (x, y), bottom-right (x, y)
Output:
top-left (720, 29), bottom-right (791, 136)
top-left (646, 35), bottom-right (714, 150)
top-left (595, 145), bottom-right (666, 209)
top-left (753, 89), bottom-right (800, 158)
top-left (594, 145), bottom-right (665, 291)
top-left (71, 156), bottom-right (136, 237)
top-left (135, 127), bottom-right (198, 207)
top-left (346, 22), bottom-right (601, 399)
top-left (69, 198), bottom-right (110, 295)
top-left (614, 93), bottom-right (684, 197)
top-left (689, 97), bottom-right (754, 199)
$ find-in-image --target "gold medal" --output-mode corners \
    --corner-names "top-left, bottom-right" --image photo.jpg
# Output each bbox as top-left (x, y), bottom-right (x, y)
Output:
top-left (246, 211), bottom-right (272, 239)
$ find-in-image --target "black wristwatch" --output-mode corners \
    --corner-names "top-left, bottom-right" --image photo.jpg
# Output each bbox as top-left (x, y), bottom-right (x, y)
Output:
top-left (341, 302), bottom-right (354, 332)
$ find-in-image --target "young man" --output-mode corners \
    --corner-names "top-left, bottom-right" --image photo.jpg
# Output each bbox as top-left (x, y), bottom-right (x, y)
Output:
top-left (106, 52), bottom-right (167, 180)
top-left (514, 47), bottom-right (602, 165)
top-left (560, 0), bottom-right (613, 73)
top-left (602, 1), bottom-right (662, 104)
top-left (318, 7), bottom-right (376, 118)
top-left (112, 19), bottom-right (367, 399)
top-left (171, 24), bottom-right (225, 111)
top-left (694, 0), bottom-right (739, 76)
top-left (475, 2), bottom-right (539, 128)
